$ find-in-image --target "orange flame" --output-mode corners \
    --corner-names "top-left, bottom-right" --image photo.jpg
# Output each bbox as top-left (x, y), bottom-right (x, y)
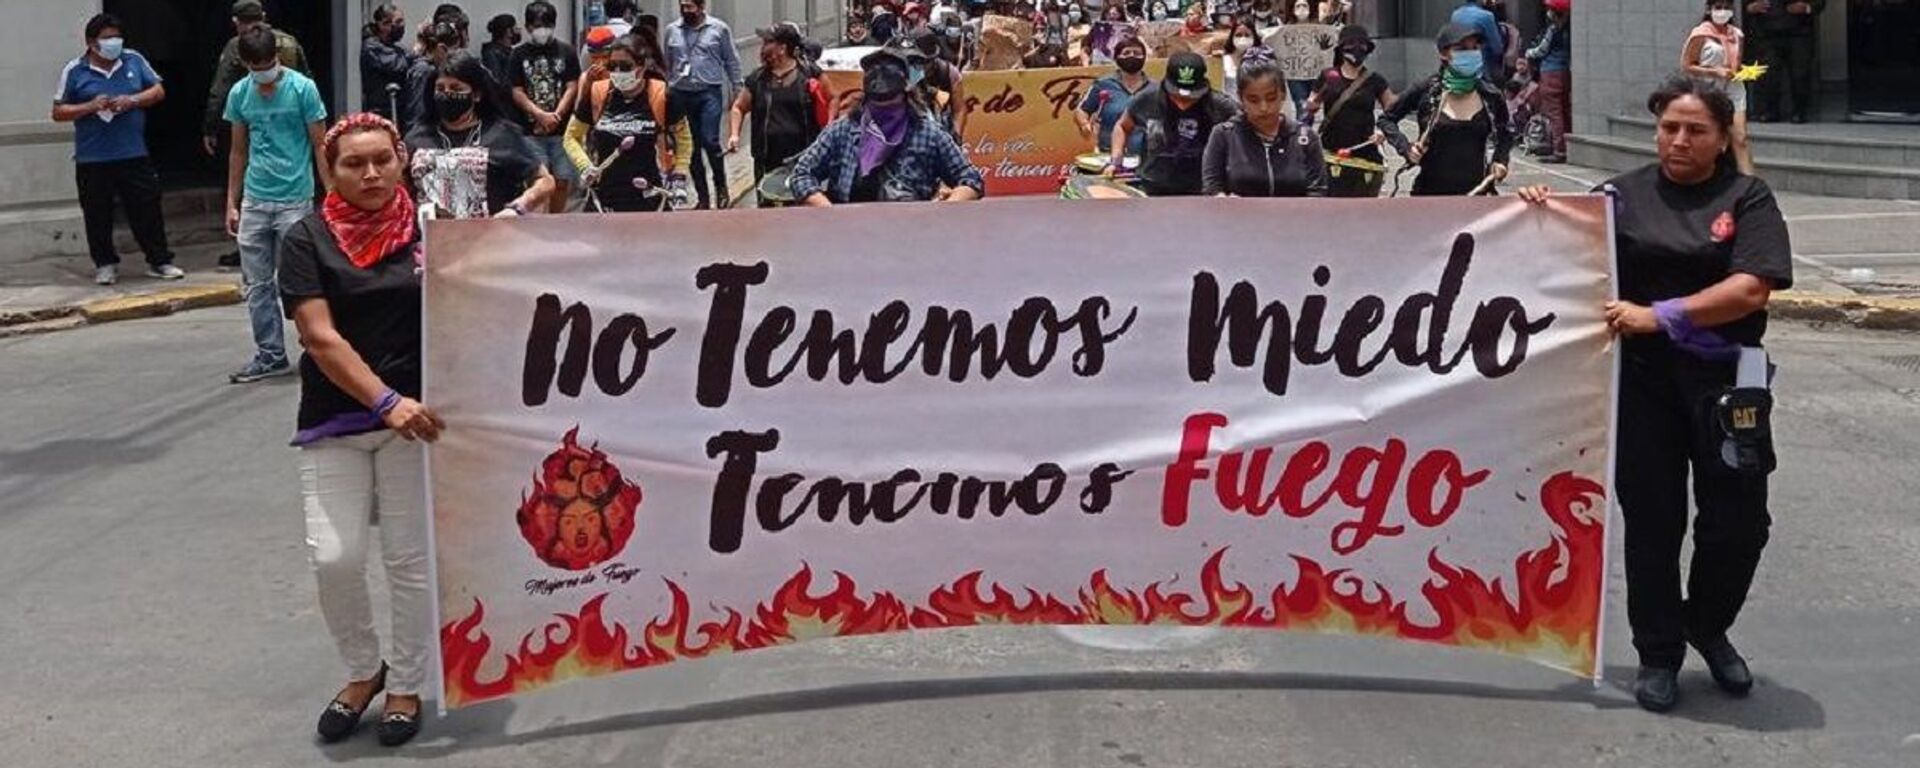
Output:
top-left (442, 472), bottom-right (1606, 708)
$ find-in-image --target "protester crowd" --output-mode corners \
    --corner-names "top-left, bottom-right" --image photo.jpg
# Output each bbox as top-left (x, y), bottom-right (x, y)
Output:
top-left (49, 0), bottom-right (1799, 749)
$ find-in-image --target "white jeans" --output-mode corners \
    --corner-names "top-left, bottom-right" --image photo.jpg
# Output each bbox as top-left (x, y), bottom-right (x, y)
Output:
top-left (299, 431), bottom-right (431, 696)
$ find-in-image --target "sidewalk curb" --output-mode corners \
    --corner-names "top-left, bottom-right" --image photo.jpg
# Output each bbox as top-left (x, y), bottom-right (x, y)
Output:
top-left (0, 282), bottom-right (241, 339)
top-left (1773, 291), bottom-right (1920, 332)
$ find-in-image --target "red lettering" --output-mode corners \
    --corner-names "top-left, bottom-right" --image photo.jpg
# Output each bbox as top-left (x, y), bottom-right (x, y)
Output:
top-left (1160, 412), bottom-right (1227, 527)
top-left (1275, 440), bottom-right (1334, 518)
top-left (1216, 446), bottom-right (1276, 516)
top-left (1330, 439), bottom-right (1408, 555)
top-left (1406, 450), bottom-right (1490, 527)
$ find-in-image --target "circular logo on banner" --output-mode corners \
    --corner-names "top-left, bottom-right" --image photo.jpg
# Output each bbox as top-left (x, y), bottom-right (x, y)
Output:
top-left (516, 427), bottom-right (642, 571)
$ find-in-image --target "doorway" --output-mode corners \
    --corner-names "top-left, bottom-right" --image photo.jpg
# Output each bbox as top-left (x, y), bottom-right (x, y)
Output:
top-left (1848, 0), bottom-right (1920, 121)
top-left (106, 0), bottom-right (340, 189)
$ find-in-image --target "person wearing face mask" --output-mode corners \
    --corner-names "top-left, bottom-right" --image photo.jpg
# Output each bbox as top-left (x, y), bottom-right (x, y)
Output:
top-left (205, 1), bottom-right (311, 161)
top-left (483, 14), bottom-right (520, 87)
top-left (1249, 0), bottom-right (1279, 29)
top-left (727, 26), bottom-right (832, 206)
top-left (53, 13), bottom-right (181, 287)
top-left (1449, 0), bottom-right (1506, 86)
top-left (665, 0), bottom-right (745, 209)
top-left (1221, 20), bottom-right (1277, 102)
top-left (405, 52), bottom-right (556, 219)
top-left (1304, 24), bottom-right (1393, 196)
top-left (510, 1), bottom-right (585, 213)
top-left (1684, 0), bottom-right (1754, 175)
top-left (788, 48), bottom-right (984, 205)
top-left (566, 36), bottom-right (675, 212)
top-left (1201, 57), bottom-right (1326, 197)
top-left (1376, 23), bottom-right (1512, 196)
top-left (902, 31), bottom-right (970, 139)
top-left (222, 25), bottom-right (331, 384)
top-left (1077, 36), bottom-right (1153, 156)
top-left (1110, 51), bottom-right (1241, 196)
top-left (362, 5), bottom-right (418, 127)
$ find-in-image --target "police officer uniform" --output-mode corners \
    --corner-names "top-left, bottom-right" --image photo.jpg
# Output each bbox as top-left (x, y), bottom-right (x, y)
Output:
top-left (1605, 158), bottom-right (1793, 710)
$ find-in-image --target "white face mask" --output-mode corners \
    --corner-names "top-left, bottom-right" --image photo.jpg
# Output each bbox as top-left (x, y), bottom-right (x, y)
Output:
top-left (1709, 8), bottom-right (1734, 24)
top-left (530, 27), bottom-right (555, 44)
top-left (96, 37), bottom-right (125, 61)
top-left (250, 64), bottom-right (283, 85)
top-left (610, 70), bottom-right (642, 92)
top-left (1234, 36), bottom-right (1255, 49)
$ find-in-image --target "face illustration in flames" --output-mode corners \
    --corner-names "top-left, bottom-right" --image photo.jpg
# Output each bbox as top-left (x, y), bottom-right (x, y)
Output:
top-left (447, 471), bottom-right (1608, 709)
top-left (517, 427), bottom-right (640, 571)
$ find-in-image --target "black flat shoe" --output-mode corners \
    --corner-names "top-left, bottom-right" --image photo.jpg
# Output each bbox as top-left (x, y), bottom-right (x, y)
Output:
top-left (1694, 637), bottom-right (1754, 696)
top-left (377, 706), bottom-right (422, 747)
top-left (316, 663), bottom-right (387, 743)
top-left (1633, 665), bottom-right (1679, 713)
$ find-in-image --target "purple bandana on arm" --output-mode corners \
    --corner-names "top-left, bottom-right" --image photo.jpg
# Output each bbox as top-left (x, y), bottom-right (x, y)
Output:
top-left (1653, 298), bottom-right (1740, 362)
top-left (857, 101), bottom-right (912, 176)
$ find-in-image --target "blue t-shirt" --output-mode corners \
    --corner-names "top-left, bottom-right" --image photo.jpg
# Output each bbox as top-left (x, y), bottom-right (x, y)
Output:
top-left (1078, 74), bottom-right (1151, 154)
top-left (224, 69), bottom-right (328, 203)
top-left (55, 51), bottom-right (162, 164)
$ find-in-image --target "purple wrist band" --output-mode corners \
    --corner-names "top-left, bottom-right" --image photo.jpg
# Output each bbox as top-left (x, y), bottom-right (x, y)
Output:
top-left (1653, 298), bottom-right (1740, 362)
top-left (374, 389), bottom-right (402, 416)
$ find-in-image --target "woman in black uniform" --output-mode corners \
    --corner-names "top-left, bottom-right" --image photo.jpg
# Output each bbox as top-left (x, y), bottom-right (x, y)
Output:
top-left (1304, 25), bottom-right (1395, 197)
top-left (564, 35), bottom-right (674, 212)
top-left (1519, 75), bottom-right (1793, 714)
top-left (1378, 23), bottom-right (1512, 196)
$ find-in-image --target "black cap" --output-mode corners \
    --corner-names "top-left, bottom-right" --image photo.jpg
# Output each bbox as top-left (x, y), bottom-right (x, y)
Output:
top-left (1166, 51), bottom-right (1210, 98)
top-left (756, 24), bottom-right (805, 50)
top-left (1337, 25), bottom-right (1374, 51)
top-left (859, 47), bottom-right (912, 99)
top-left (1435, 22), bottom-right (1480, 50)
top-left (232, 0), bottom-right (265, 19)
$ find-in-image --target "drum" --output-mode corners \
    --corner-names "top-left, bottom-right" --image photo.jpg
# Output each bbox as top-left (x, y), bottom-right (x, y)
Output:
top-left (756, 164), bottom-right (797, 207)
top-left (1072, 153), bottom-right (1140, 179)
top-left (1060, 173), bottom-right (1146, 200)
top-left (1324, 151), bottom-right (1387, 198)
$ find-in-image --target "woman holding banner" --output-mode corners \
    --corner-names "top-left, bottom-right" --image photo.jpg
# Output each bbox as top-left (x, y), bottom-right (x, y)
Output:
top-left (281, 113), bottom-right (440, 748)
top-left (1517, 75), bottom-right (1792, 714)
top-left (1377, 23), bottom-right (1512, 196)
top-left (1201, 58), bottom-right (1326, 197)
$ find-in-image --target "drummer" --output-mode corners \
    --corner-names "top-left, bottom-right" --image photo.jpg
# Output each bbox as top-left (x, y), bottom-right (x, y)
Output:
top-left (1304, 25), bottom-right (1396, 197)
top-left (788, 47), bottom-right (984, 205)
top-left (1109, 51), bottom-right (1240, 197)
top-left (726, 25), bottom-right (832, 208)
top-left (1074, 35), bottom-right (1152, 159)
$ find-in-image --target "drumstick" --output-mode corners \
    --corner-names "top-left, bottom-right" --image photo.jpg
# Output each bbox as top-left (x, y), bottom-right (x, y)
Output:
top-left (1468, 173), bottom-right (1500, 196)
top-left (595, 136), bottom-right (640, 175)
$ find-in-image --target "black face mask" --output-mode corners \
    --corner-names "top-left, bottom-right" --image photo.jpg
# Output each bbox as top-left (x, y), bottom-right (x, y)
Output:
top-left (434, 92), bottom-right (476, 124)
top-left (682, 11), bottom-right (700, 25)
top-left (1116, 56), bottom-right (1145, 74)
top-left (384, 23), bottom-right (406, 44)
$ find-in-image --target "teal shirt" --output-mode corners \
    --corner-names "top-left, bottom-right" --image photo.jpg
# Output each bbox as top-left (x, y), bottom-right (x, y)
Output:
top-left (223, 70), bottom-right (327, 203)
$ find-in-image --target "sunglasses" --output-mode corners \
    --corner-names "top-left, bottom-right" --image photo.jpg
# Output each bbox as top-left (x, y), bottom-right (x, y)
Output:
top-left (606, 62), bottom-right (638, 72)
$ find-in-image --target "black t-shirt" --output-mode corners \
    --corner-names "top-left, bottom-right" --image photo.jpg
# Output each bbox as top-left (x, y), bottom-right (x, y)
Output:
top-left (1605, 164), bottom-right (1795, 347)
top-left (508, 41), bottom-right (584, 135)
top-left (1125, 84), bottom-right (1240, 195)
top-left (1312, 68), bottom-right (1388, 162)
top-left (405, 120), bottom-right (544, 218)
top-left (745, 66), bottom-right (821, 165)
top-left (575, 82), bottom-right (666, 212)
top-left (1413, 108), bottom-right (1494, 196)
top-left (277, 212), bottom-right (423, 432)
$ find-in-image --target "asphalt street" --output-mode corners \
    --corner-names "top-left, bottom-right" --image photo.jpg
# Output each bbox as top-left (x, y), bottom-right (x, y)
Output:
top-left (3, 294), bottom-right (1919, 767)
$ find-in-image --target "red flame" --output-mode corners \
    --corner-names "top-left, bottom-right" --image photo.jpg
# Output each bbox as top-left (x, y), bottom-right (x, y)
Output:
top-left (443, 472), bottom-right (1606, 708)
top-left (516, 427), bottom-right (641, 571)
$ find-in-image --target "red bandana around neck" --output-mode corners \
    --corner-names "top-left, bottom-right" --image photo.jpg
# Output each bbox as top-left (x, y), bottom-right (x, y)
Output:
top-left (321, 185), bottom-right (417, 269)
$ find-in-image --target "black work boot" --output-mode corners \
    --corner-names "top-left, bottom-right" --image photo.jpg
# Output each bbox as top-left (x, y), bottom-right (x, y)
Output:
top-left (1633, 666), bottom-right (1680, 713)
top-left (1693, 636), bottom-right (1754, 696)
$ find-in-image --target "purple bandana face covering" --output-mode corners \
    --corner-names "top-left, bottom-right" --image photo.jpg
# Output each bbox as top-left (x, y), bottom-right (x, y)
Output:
top-left (858, 100), bottom-right (911, 176)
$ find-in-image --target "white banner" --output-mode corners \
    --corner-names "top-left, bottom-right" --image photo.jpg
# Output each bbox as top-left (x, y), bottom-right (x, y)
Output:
top-left (426, 196), bottom-right (1617, 709)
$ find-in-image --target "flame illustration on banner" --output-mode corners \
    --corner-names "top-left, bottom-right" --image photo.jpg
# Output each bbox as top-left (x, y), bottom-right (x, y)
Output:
top-left (515, 427), bottom-right (642, 571)
top-left (445, 472), bottom-right (1605, 708)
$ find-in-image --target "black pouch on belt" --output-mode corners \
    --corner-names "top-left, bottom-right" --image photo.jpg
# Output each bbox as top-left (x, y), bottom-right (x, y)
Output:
top-left (1712, 387), bottom-right (1777, 476)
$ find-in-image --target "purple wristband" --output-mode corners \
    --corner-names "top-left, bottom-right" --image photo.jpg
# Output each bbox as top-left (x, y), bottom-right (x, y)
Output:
top-left (374, 389), bottom-right (403, 417)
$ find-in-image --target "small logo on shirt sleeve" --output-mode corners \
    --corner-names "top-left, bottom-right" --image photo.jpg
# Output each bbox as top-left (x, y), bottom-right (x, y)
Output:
top-left (1710, 211), bottom-right (1736, 243)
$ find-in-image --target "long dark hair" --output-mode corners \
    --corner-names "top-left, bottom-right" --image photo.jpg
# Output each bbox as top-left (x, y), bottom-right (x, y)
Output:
top-left (1648, 73), bottom-right (1739, 170)
top-left (363, 3), bottom-right (401, 39)
top-left (432, 51), bottom-right (510, 125)
top-left (611, 34), bottom-right (668, 82)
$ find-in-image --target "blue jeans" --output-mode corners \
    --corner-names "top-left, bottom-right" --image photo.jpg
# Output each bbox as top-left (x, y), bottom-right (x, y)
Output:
top-left (670, 84), bottom-right (728, 206)
top-left (237, 198), bottom-right (312, 367)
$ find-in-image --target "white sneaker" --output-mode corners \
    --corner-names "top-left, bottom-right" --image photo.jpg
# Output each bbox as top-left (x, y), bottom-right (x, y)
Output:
top-left (145, 263), bottom-right (186, 280)
top-left (94, 265), bottom-right (118, 285)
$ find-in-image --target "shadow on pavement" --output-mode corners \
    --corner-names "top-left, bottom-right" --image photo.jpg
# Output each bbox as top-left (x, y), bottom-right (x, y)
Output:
top-left (1598, 665), bottom-right (1826, 732)
top-left (343, 668), bottom-right (1649, 759)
